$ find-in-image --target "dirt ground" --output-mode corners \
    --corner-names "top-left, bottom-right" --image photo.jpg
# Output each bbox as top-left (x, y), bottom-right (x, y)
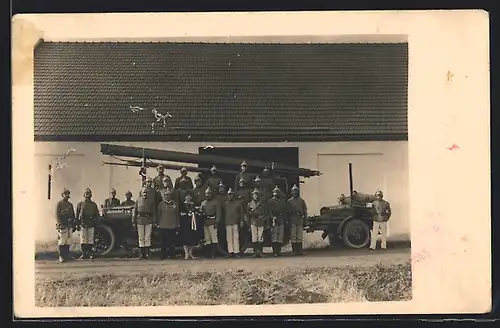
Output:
top-left (36, 247), bottom-right (411, 278)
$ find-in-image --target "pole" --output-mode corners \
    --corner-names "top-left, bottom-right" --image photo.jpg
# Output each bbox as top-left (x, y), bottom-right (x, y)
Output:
top-left (349, 163), bottom-right (353, 197)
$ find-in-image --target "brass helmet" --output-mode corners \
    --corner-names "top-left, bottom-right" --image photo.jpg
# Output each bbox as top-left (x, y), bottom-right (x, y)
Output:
top-left (291, 184), bottom-right (299, 191)
top-left (375, 190), bottom-right (383, 197)
top-left (252, 188), bottom-right (260, 195)
top-left (227, 188), bottom-right (235, 194)
top-left (62, 188), bottom-right (70, 197)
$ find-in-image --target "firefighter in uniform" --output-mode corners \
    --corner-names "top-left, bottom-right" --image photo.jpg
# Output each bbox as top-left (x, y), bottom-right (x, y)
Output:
top-left (133, 187), bottom-right (156, 259)
top-left (159, 176), bottom-right (177, 204)
top-left (206, 165), bottom-right (223, 192)
top-left (234, 160), bottom-right (252, 190)
top-left (153, 165), bottom-right (173, 190)
top-left (223, 188), bottom-right (245, 258)
top-left (215, 181), bottom-right (227, 205)
top-left (369, 190), bottom-right (392, 251)
top-left (76, 188), bottom-right (100, 259)
top-left (104, 188), bottom-right (121, 207)
top-left (55, 188), bottom-right (76, 263)
top-left (121, 191), bottom-right (136, 206)
top-left (247, 188), bottom-right (269, 257)
top-left (156, 188), bottom-right (180, 259)
top-left (236, 178), bottom-right (252, 206)
top-left (174, 166), bottom-right (194, 202)
top-left (260, 167), bottom-right (275, 197)
top-left (253, 176), bottom-right (269, 201)
top-left (192, 175), bottom-right (206, 205)
top-left (287, 184), bottom-right (307, 256)
top-left (267, 186), bottom-right (289, 257)
top-left (200, 188), bottom-right (222, 259)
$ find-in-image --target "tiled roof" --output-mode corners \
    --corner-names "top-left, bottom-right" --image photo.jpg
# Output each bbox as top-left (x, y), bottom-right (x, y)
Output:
top-left (34, 41), bottom-right (408, 141)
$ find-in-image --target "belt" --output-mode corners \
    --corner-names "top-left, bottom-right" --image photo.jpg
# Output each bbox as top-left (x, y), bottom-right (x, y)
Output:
top-left (206, 215), bottom-right (216, 219)
top-left (139, 212), bottom-right (152, 216)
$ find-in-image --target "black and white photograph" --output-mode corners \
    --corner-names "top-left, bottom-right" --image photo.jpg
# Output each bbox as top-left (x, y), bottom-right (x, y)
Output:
top-left (13, 10), bottom-right (491, 317)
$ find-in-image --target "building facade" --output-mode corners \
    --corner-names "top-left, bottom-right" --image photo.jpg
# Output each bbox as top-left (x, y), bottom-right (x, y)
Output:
top-left (34, 40), bottom-right (409, 242)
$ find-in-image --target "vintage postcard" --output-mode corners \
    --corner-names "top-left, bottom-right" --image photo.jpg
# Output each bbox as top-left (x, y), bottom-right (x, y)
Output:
top-left (12, 10), bottom-right (490, 318)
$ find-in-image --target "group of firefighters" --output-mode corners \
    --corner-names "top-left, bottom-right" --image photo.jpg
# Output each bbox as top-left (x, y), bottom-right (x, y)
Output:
top-left (54, 161), bottom-right (310, 263)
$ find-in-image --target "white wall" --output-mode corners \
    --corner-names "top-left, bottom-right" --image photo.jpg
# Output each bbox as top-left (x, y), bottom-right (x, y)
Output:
top-left (34, 141), bottom-right (409, 242)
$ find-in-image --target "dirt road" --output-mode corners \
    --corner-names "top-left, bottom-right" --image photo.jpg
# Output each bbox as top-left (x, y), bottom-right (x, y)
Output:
top-left (36, 248), bottom-right (410, 278)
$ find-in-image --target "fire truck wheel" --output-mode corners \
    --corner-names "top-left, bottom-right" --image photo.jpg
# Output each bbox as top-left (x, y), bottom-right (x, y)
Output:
top-left (93, 224), bottom-right (116, 257)
top-left (341, 219), bottom-right (370, 249)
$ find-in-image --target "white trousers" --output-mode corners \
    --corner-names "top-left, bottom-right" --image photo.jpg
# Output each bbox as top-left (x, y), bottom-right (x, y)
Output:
top-left (251, 225), bottom-right (264, 243)
top-left (137, 224), bottom-right (153, 248)
top-left (57, 228), bottom-right (72, 246)
top-left (204, 225), bottom-right (218, 244)
top-left (226, 225), bottom-right (240, 254)
top-left (290, 224), bottom-right (303, 243)
top-left (80, 227), bottom-right (95, 244)
top-left (370, 221), bottom-right (388, 249)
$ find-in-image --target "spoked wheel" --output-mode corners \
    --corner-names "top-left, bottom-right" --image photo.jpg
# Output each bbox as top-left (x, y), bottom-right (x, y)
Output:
top-left (341, 219), bottom-right (371, 249)
top-left (93, 224), bottom-right (116, 256)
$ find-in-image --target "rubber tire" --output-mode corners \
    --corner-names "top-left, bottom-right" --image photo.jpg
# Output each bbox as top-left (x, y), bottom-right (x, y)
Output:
top-left (93, 224), bottom-right (116, 257)
top-left (341, 219), bottom-right (371, 249)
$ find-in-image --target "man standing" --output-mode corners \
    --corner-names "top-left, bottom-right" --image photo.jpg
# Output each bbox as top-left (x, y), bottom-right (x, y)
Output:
top-left (234, 160), bottom-right (252, 190)
top-left (206, 165), bottom-right (223, 192)
top-left (253, 176), bottom-right (269, 201)
top-left (153, 165), bottom-right (173, 190)
top-left (55, 188), bottom-right (76, 263)
top-left (133, 187), bottom-right (156, 259)
top-left (104, 188), bottom-right (121, 207)
top-left (235, 178), bottom-right (252, 206)
top-left (267, 186), bottom-right (289, 257)
top-left (192, 175), bottom-right (206, 206)
top-left (369, 190), bottom-right (392, 251)
top-left (156, 189), bottom-right (180, 259)
top-left (121, 191), bottom-right (136, 206)
top-left (223, 188), bottom-right (245, 258)
top-left (287, 184), bottom-right (307, 256)
top-left (174, 167), bottom-right (194, 202)
top-left (200, 188), bottom-right (222, 259)
top-left (76, 188), bottom-right (100, 260)
top-left (215, 181), bottom-right (227, 205)
top-left (247, 188), bottom-right (269, 258)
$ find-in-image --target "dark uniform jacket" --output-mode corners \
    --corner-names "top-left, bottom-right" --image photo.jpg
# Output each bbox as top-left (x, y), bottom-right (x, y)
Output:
top-left (121, 199), bottom-right (136, 206)
top-left (267, 197), bottom-right (289, 226)
top-left (247, 200), bottom-right (268, 227)
top-left (372, 199), bottom-right (392, 222)
top-left (287, 197), bottom-right (308, 226)
top-left (206, 175), bottom-right (223, 191)
top-left (104, 197), bottom-right (121, 207)
top-left (56, 199), bottom-right (76, 230)
top-left (193, 186), bottom-right (206, 206)
top-left (236, 188), bottom-right (252, 207)
top-left (223, 198), bottom-right (245, 226)
top-left (156, 200), bottom-right (180, 229)
top-left (174, 175), bottom-right (194, 190)
top-left (153, 174), bottom-right (173, 190)
top-left (133, 196), bottom-right (156, 226)
top-left (76, 200), bottom-right (100, 228)
top-left (201, 198), bottom-right (222, 226)
top-left (234, 172), bottom-right (253, 190)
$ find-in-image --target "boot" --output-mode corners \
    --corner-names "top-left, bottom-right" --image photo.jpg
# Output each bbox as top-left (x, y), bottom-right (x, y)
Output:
top-left (272, 243), bottom-right (278, 257)
top-left (212, 243), bottom-right (217, 259)
top-left (88, 244), bottom-right (95, 259)
top-left (183, 246), bottom-right (189, 260)
top-left (260, 243), bottom-right (266, 257)
top-left (137, 247), bottom-right (144, 260)
top-left (205, 245), bottom-right (212, 259)
top-left (297, 243), bottom-right (304, 256)
top-left (252, 244), bottom-right (259, 257)
top-left (276, 243), bottom-right (282, 257)
top-left (144, 247), bottom-right (150, 259)
top-left (62, 245), bottom-right (71, 261)
top-left (291, 243), bottom-right (298, 256)
top-left (58, 245), bottom-right (66, 263)
top-left (79, 244), bottom-right (87, 259)
top-left (189, 247), bottom-right (197, 259)
top-left (160, 248), bottom-right (167, 260)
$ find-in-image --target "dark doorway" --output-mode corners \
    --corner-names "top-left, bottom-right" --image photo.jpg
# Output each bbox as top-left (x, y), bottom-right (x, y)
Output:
top-left (198, 147), bottom-right (299, 193)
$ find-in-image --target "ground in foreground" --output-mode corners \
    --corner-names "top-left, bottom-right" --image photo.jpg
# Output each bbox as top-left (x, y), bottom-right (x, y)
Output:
top-left (36, 261), bottom-right (412, 306)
